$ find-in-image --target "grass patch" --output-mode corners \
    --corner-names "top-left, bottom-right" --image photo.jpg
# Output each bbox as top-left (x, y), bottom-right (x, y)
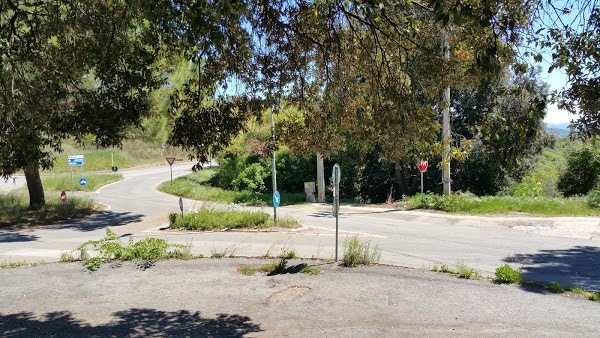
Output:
top-left (494, 264), bottom-right (522, 284)
top-left (169, 207), bottom-right (300, 231)
top-left (404, 193), bottom-right (600, 216)
top-left (238, 266), bottom-right (258, 276)
top-left (41, 173), bottom-right (122, 192)
top-left (158, 169), bottom-right (306, 206)
top-left (77, 229), bottom-right (192, 271)
top-left (0, 192), bottom-right (97, 226)
top-left (342, 236), bottom-right (381, 267)
top-left (0, 260), bottom-right (44, 269)
top-left (300, 265), bottom-right (321, 275)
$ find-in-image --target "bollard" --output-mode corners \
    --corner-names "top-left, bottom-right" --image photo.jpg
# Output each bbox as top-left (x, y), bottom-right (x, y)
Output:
top-left (60, 191), bottom-right (67, 203)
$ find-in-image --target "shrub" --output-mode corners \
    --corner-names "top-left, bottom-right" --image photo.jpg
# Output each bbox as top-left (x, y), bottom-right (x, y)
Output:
top-left (494, 264), bottom-right (522, 284)
top-left (169, 207), bottom-right (274, 231)
top-left (587, 190), bottom-right (600, 208)
top-left (513, 175), bottom-right (543, 197)
top-left (558, 146), bottom-right (600, 197)
top-left (342, 236), bottom-right (381, 267)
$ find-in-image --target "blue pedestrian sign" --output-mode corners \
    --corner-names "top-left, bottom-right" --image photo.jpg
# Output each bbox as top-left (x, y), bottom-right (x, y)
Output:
top-left (79, 178), bottom-right (87, 187)
top-left (273, 191), bottom-right (281, 207)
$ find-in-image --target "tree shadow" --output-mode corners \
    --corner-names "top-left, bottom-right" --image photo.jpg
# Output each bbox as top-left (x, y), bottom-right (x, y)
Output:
top-left (56, 211), bottom-right (143, 232)
top-left (0, 232), bottom-right (39, 243)
top-left (1, 308), bottom-right (262, 337)
top-left (504, 245), bottom-right (600, 291)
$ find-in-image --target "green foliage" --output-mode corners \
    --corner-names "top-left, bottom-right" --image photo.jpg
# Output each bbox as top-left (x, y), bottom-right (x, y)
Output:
top-left (0, 192), bottom-right (96, 226)
top-left (494, 264), bottom-right (522, 284)
top-left (239, 266), bottom-right (258, 276)
top-left (169, 207), bottom-right (300, 231)
top-left (558, 146), bottom-right (600, 197)
top-left (587, 191), bottom-right (600, 209)
top-left (279, 250), bottom-right (297, 259)
top-left (77, 229), bottom-right (192, 271)
top-left (512, 175), bottom-right (543, 197)
top-left (405, 193), bottom-right (600, 216)
top-left (456, 263), bottom-right (481, 279)
top-left (231, 162), bottom-right (269, 192)
top-left (158, 168), bottom-right (307, 206)
top-left (300, 265), bottom-right (321, 275)
top-left (342, 236), bottom-right (381, 267)
top-left (547, 283), bottom-right (566, 293)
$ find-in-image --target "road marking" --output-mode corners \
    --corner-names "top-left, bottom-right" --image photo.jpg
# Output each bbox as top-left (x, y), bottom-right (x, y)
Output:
top-left (309, 225), bottom-right (387, 238)
top-left (96, 177), bottom-right (131, 193)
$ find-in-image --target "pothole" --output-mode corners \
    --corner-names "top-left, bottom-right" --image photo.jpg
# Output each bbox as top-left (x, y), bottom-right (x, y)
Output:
top-left (267, 286), bottom-right (311, 304)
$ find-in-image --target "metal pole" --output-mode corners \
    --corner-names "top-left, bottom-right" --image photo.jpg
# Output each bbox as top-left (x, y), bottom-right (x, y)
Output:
top-left (421, 171), bottom-right (424, 194)
top-left (442, 30), bottom-right (452, 195)
top-left (335, 205), bottom-right (339, 262)
top-left (317, 153), bottom-right (325, 202)
top-left (271, 105), bottom-right (278, 222)
top-left (170, 165), bottom-right (173, 184)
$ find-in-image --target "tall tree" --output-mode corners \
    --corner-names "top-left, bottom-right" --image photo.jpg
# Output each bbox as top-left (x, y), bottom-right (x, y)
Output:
top-left (0, 1), bottom-right (161, 208)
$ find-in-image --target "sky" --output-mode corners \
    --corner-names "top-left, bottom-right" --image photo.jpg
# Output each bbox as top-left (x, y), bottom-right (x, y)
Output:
top-left (541, 67), bottom-right (572, 124)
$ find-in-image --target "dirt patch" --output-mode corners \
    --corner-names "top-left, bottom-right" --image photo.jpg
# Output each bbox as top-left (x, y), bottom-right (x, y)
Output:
top-left (267, 285), bottom-right (311, 304)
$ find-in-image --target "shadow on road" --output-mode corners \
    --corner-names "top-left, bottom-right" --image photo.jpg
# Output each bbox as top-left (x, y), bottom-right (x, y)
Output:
top-left (0, 232), bottom-right (39, 243)
top-left (59, 211), bottom-right (143, 232)
top-left (504, 245), bottom-right (600, 291)
top-left (0, 308), bottom-right (262, 337)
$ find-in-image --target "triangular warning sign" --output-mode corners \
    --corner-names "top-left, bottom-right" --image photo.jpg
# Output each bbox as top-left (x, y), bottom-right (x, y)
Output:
top-left (166, 157), bottom-right (176, 165)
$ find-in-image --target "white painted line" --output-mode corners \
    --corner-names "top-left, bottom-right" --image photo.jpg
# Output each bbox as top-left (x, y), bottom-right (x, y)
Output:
top-left (96, 177), bottom-right (131, 193)
top-left (309, 225), bottom-right (387, 238)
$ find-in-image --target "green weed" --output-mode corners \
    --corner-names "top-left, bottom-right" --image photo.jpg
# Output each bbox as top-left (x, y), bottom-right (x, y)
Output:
top-left (238, 266), bottom-right (258, 276)
top-left (342, 236), bottom-right (381, 267)
top-left (547, 282), bottom-right (566, 293)
top-left (440, 264), bottom-right (453, 274)
top-left (279, 250), bottom-right (297, 259)
top-left (77, 229), bottom-right (192, 271)
top-left (456, 263), bottom-right (481, 279)
top-left (300, 265), bottom-right (321, 275)
top-left (494, 264), bottom-right (522, 284)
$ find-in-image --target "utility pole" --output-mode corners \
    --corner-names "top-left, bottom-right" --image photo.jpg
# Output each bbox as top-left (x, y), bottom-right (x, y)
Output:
top-left (271, 103), bottom-right (278, 221)
top-left (442, 30), bottom-right (451, 195)
top-left (317, 153), bottom-right (325, 202)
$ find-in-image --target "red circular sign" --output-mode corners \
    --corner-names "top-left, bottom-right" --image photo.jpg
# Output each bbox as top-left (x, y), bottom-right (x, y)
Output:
top-left (418, 160), bottom-right (429, 173)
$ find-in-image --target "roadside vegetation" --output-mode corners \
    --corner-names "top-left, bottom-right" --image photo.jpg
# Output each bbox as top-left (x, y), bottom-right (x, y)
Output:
top-left (158, 168), bottom-right (306, 206)
top-left (41, 173), bottom-right (123, 192)
top-left (404, 193), bottom-right (600, 216)
top-left (63, 229), bottom-right (193, 271)
top-left (168, 206), bottom-right (300, 231)
top-left (342, 236), bottom-right (381, 267)
top-left (238, 257), bottom-right (321, 276)
top-left (0, 192), bottom-right (97, 227)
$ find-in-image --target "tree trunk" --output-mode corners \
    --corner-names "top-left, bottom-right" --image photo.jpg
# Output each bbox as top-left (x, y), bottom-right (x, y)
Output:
top-left (395, 160), bottom-right (420, 196)
top-left (24, 164), bottom-right (45, 209)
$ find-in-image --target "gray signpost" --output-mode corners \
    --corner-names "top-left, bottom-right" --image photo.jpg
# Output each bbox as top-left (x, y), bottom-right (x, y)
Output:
top-left (332, 163), bottom-right (341, 261)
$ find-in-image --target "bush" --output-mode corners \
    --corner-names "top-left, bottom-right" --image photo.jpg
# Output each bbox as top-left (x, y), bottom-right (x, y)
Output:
top-left (342, 236), bottom-right (381, 267)
top-left (587, 190), bottom-right (600, 208)
top-left (231, 162), bottom-right (268, 192)
top-left (558, 146), bottom-right (600, 197)
top-left (513, 175), bottom-right (543, 197)
top-left (494, 264), bottom-right (522, 284)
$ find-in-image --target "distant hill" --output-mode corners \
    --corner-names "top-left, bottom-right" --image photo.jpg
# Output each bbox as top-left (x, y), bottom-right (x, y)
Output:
top-left (545, 122), bottom-right (570, 138)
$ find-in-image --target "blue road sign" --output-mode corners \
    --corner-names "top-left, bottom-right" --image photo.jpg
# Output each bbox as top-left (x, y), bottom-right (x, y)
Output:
top-left (68, 155), bottom-right (85, 166)
top-left (79, 178), bottom-right (87, 187)
top-left (273, 191), bottom-right (281, 207)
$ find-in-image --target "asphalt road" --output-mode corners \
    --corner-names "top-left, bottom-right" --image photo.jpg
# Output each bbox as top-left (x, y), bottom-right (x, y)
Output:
top-left (1, 163), bottom-right (600, 290)
top-left (1, 259), bottom-right (599, 337)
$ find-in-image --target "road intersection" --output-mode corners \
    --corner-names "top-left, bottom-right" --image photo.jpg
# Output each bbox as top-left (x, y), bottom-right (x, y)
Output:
top-left (1, 163), bottom-right (600, 290)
